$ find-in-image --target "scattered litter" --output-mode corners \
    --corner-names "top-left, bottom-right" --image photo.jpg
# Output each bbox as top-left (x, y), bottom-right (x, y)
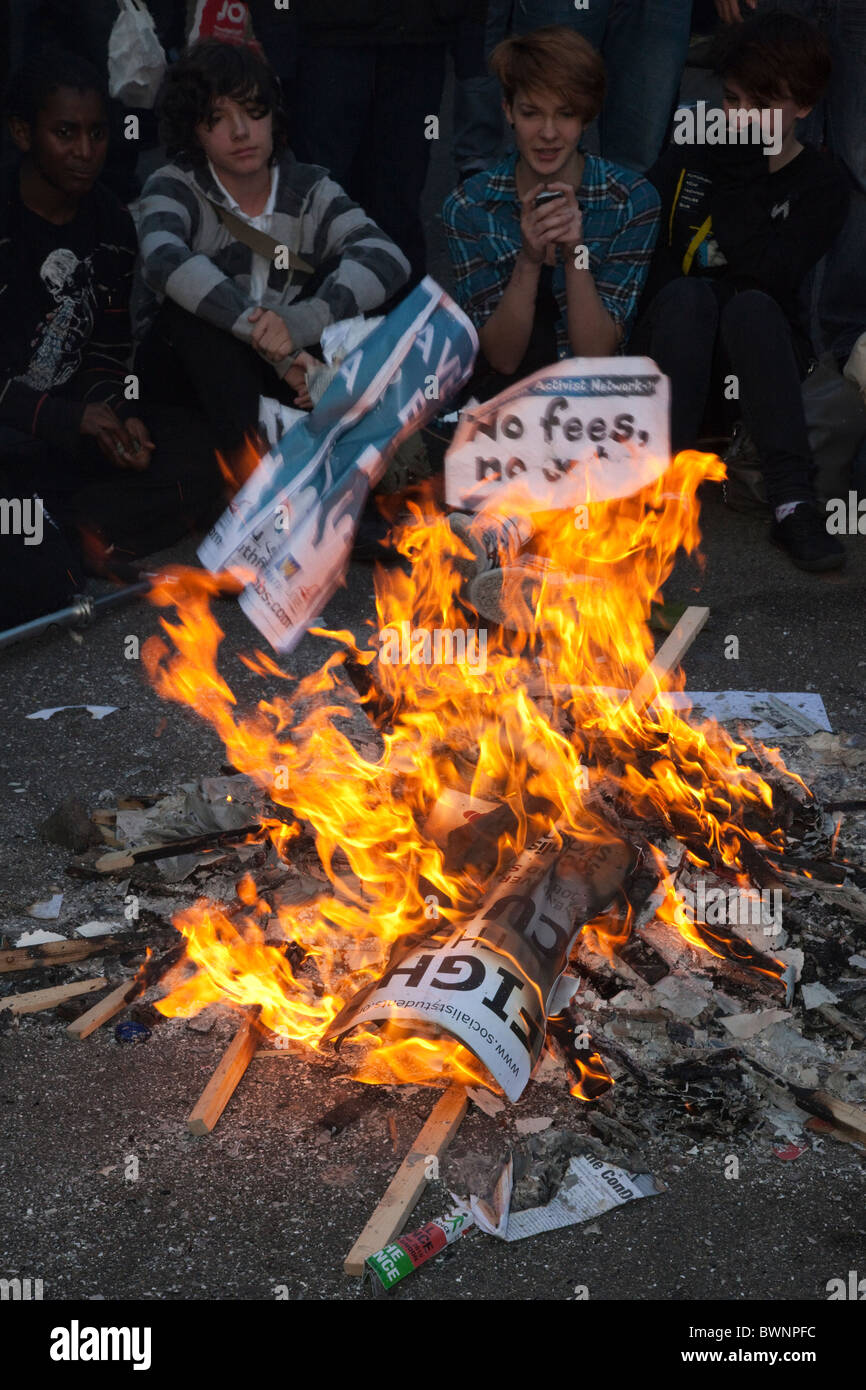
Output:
top-left (721, 1008), bottom-right (790, 1039)
top-left (652, 976), bottom-right (710, 1020)
top-left (114, 1020), bottom-right (151, 1045)
top-left (363, 1209), bottom-right (473, 1294)
top-left (674, 692), bottom-right (830, 738)
top-left (764, 1106), bottom-right (805, 1143)
top-left (14, 929), bottom-right (65, 947)
top-left (514, 1116), bottom-right (554, 1136)
top-left (27, 894), bottom-right (63, 920)
top-left (773, 1143), bottom-right (807, 1161)
top-left (469, 1138), bottom-right (664, 1242)
top-left (26, 705), bottom-right (118, 721)
top-left (801, 982), bottom-right (841, 1010)
top-left (467, 1087), bottom-right (505, 1118)
top-left (75, 920), bottom-right (124, 938)
top-left (805, 732), bottom-right (866, 768)
top-left (775, 949), bottom-right (804, 982)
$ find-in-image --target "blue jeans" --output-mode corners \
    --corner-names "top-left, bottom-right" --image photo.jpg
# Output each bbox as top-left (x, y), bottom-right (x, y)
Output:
top-left (756, 0), bottom-right (866, 360)
top-left (291, 44), bottom-right (448, 286)
top-left (511, 0), bottom-right (694, 171)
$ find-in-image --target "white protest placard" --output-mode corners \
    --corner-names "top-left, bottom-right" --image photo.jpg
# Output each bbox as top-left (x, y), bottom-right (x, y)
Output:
top-left (445, 356), bottom-right (670, 513)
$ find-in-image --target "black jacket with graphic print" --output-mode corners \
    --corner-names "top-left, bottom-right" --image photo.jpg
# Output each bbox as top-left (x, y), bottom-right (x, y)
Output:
top-left (0, 176), bottom-right (136, 455)
top-left (640, 140), bottom-right (849, 358)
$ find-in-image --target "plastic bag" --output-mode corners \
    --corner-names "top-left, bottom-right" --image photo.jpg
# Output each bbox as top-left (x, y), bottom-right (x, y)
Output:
top-left (108, 0), bottom-right (167, 108)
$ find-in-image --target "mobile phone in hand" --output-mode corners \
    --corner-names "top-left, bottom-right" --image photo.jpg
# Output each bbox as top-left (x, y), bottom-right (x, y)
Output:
top-left (534, 190), bottom-right (565, 208)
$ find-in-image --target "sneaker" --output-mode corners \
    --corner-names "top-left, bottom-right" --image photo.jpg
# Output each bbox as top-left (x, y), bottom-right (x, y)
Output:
top-left (466, 557), bottom-right (592, 631)
top-left (723, 465), bottom-right (771, 514)
top-left (723, 425), bottom-right (770, 514)
top-left (770, 503), bottom-right (845, 572)
top-left (447, 511), bottom-right (533, 579)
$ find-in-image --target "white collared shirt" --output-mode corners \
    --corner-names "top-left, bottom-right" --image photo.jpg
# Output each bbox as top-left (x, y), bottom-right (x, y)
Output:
top-left (208, 160), bottom-right (279, 302)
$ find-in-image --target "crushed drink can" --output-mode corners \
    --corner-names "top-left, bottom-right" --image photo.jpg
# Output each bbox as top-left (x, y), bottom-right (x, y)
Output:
top-left (363, 1210), bottom-right (473, 1293)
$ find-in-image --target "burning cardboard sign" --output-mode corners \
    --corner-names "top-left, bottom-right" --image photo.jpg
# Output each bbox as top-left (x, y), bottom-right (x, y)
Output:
top-left (325, 830), bottom-right (635, 1100)
top-left (445, 357), bottom-right (670, 513)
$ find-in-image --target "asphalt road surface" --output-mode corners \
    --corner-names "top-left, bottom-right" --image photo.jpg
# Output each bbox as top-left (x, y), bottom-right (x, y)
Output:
top-left (1, 62), bottom-right (864, 1309)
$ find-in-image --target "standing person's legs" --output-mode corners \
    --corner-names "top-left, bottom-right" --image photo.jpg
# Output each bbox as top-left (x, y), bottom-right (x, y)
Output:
top-left (718, 290), bottom-right (815, 506)
top-left (512, 0), bottom-right (608, 46)
top-left (290, 45), bottom-right (374, 193)
top-left (364, 43), bottom-right (449, 288)
top-left (452, 13), bottom-right (504, 176)
top-left (815, 0), bottom-right (866, 363)
top-left (600, 0), bottom-right (694, 170)
top-left (628, 278), bottom-right (720, 452)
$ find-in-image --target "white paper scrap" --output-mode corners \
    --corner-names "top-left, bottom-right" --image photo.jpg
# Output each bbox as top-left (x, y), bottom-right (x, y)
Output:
top-left (514, 1117), bottom-right (554, 1136)
top-left (27, 894), bottom-right (63, 920)
top-left (14, 929), bottom-right (65, 946)
top-left (75, 921), bottom-right (124, 938)
top-left (801, 982), bottom-right (840, 1010)
top-left (721, 1008), bottom-right (790, 1039)
top-left (467, 1087), bottom-right (506, 1118)
top-left (26, 705), bottom-right (118, 721)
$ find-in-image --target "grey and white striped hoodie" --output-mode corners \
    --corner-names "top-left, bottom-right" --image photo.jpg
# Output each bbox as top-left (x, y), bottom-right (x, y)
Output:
top-left (135, 151), bottom-right (410, 373)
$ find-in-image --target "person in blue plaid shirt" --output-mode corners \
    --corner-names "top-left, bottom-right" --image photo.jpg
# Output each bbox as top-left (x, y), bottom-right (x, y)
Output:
top-left (442, 27), bottom-right (660, 398)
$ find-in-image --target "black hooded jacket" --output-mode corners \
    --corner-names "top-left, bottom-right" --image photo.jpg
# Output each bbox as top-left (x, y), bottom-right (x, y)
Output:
top-left (292, 0), bottom-right (475, 46)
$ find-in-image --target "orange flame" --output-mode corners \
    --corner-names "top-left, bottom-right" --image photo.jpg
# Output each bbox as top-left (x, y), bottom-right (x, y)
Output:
top-left (142, 447), bottom-right (801, 1087)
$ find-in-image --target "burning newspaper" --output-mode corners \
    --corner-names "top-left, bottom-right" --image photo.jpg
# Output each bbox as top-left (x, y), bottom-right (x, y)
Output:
top-left (199, 277), bottom-right (478, 652)
top-left (325, 831), bottom-right (635, 1101)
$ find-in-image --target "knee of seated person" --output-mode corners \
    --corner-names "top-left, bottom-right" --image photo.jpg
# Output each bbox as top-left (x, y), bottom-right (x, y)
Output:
top-left (721, 288), bottom-right (779, 326)
top-left (660, 277), bottom-right (716, 314)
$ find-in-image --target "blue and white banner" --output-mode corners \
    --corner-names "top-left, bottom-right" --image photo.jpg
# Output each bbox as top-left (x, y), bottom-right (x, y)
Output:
top-left (199, 277), bottom-right (478, 652)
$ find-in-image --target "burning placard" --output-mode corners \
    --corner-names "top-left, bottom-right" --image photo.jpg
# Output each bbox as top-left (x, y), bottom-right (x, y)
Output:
top-left (199, 277), bottom-right (478, 652)
top-left (325, 830), bottom-right (635, 1100)
top-left (445, 357), bottom-right (670, 513)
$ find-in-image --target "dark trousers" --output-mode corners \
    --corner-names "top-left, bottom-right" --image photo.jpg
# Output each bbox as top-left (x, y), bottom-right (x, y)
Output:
top-left (630, 278), bottom-right (815, 508)
top-left (290, 43), bottom-right (448, 288)
top-left (0, 404), bottom-right (221, 564)
top-left (136, 300), bottom-right (299, 460)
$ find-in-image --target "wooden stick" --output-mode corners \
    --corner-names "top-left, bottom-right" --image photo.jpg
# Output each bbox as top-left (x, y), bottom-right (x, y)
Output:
top-left (94, 823), bottom-right (261, 875)
top-left (625, 606), bottom-right (710, 716)
top-left (0, 978), bottom-right (107, 1015)
top-left (66, 979), bottom-right (142, 1040)
top-left (806, 1090), bottom-right (866, 1143)
top-left (0, 935), bottom-right (129, 974)
top-left (343, 1085), bottom-right (468, 1276)
top-left (187, 1008), bottom-right (262, 1136)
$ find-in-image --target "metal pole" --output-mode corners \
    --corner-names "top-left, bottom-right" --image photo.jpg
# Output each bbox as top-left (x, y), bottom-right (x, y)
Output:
top-left (0, 581), bottom-right (150, 652)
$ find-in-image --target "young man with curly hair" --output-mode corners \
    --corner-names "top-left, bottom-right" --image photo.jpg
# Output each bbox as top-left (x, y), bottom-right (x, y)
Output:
top-left (135, 39), bottom-right (411, 459)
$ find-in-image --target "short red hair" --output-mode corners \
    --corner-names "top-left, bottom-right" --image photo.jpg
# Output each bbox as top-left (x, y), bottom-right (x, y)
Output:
top-left (490, 26), bottom-right (606, 125)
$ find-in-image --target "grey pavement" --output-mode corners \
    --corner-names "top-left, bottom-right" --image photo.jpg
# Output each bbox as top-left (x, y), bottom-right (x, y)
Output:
top-left (0, 60), bottom-right (864, 1307)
